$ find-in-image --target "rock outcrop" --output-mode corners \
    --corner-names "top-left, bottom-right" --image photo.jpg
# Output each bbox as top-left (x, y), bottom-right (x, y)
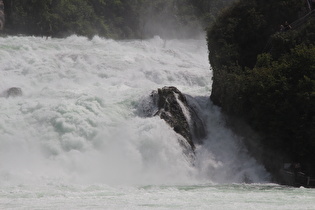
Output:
top-left (138, 86), bottom-right (206, 153)
top-left (3, 87), bottom-right (23, 98)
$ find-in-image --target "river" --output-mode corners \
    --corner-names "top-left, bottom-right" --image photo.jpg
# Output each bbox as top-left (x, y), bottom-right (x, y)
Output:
top-left (0, 35), bottom-right (314, 209)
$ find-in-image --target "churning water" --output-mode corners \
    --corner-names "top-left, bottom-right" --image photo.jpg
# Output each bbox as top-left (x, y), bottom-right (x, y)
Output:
top-left (0, 35), bottom-right (314, 209)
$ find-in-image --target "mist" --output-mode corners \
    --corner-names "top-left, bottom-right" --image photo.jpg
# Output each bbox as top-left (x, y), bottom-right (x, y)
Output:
top-left (139, 1), bottom-right (204, 39)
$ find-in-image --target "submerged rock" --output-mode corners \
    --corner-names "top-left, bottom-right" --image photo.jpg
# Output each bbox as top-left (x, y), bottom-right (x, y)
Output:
top-left (3, 87), bottom-right (23, 98)
top-left (139, 86), bottom-right (206, 153)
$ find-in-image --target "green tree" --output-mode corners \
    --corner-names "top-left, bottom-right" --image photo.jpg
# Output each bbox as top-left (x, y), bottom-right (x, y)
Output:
top-left (207, 0), bottom-right (315, 176)
top-left (2, 0), bottom-right (233, 38)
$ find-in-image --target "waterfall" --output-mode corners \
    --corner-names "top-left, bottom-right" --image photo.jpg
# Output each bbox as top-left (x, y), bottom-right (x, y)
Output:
top-left (0, 35), bottom-right (269, 186)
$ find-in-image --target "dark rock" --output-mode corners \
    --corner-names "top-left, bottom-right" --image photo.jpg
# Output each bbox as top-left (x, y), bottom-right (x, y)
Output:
top-left (135, 86), bottom-right (207, 161)
top-left (151, 86), bottom-right (206, 150)
top-left (0, 0), bottom-right (4, 31)
top-left (4, 87), bottom-right (23, 98)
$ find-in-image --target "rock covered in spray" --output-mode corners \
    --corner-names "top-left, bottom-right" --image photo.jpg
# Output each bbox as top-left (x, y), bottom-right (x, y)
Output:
top-left (139, 86), bottom-right (206, 153)
top-left (2, 87), bottom-right (23, 98)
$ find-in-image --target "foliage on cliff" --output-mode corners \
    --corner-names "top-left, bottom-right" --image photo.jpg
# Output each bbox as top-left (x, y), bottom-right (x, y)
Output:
top-left (207, 0), bottom-right (315, 174)
top-left (1, 0), bottom-right (233, 39)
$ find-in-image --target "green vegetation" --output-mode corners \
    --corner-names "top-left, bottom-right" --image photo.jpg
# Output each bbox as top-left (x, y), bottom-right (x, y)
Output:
top-left (3, 0), bottom-right (144, 38)
top-left (2, 0), bottom-right (233, 39)
top-left (207, 0), bottom-right (315, 176)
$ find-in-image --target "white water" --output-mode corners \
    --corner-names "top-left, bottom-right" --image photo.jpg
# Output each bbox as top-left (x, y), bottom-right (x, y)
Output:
top-left (0, 35), bottom-right (314, 209)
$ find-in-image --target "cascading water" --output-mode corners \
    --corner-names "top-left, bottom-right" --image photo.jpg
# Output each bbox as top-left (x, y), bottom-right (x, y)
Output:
top-left (0, 35), bottom-right (267, 184)
top-left (0, 36), bottom-right (195, 185)
top-left (1, 35), bottom-right (313, 210)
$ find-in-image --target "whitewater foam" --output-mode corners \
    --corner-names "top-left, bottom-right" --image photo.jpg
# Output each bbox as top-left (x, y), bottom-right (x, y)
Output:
top-left (0, 35), bottom-right (268, 187)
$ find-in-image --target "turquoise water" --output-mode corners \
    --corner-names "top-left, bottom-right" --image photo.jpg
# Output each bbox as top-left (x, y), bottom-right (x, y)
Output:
top-left (1, 183), bottom-right (314, 209)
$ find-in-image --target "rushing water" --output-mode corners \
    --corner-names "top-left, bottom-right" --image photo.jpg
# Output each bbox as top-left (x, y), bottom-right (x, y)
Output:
top-left (0, 35), bottom-right (314, 209)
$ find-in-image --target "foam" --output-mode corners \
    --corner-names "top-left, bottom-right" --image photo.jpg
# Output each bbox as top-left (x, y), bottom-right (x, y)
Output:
top-left (0, 35), bottom-right (268, 186)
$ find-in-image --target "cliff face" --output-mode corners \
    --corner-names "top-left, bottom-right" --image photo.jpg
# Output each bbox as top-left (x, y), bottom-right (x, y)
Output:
top-left (0, 0), bottom-right (4, 30)
top-left (207, 0), bottom-right (315, 179)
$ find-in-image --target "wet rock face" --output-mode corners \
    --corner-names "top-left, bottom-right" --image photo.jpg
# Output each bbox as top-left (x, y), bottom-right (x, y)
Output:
top-left (4, 87), bottom-right (23, 98)
top-left (152, 86), bottom-right (206, 150)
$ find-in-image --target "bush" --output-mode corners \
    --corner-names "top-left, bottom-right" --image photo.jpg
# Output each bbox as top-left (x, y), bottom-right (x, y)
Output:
top-left (208, 0), bottom-right (315, 174)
